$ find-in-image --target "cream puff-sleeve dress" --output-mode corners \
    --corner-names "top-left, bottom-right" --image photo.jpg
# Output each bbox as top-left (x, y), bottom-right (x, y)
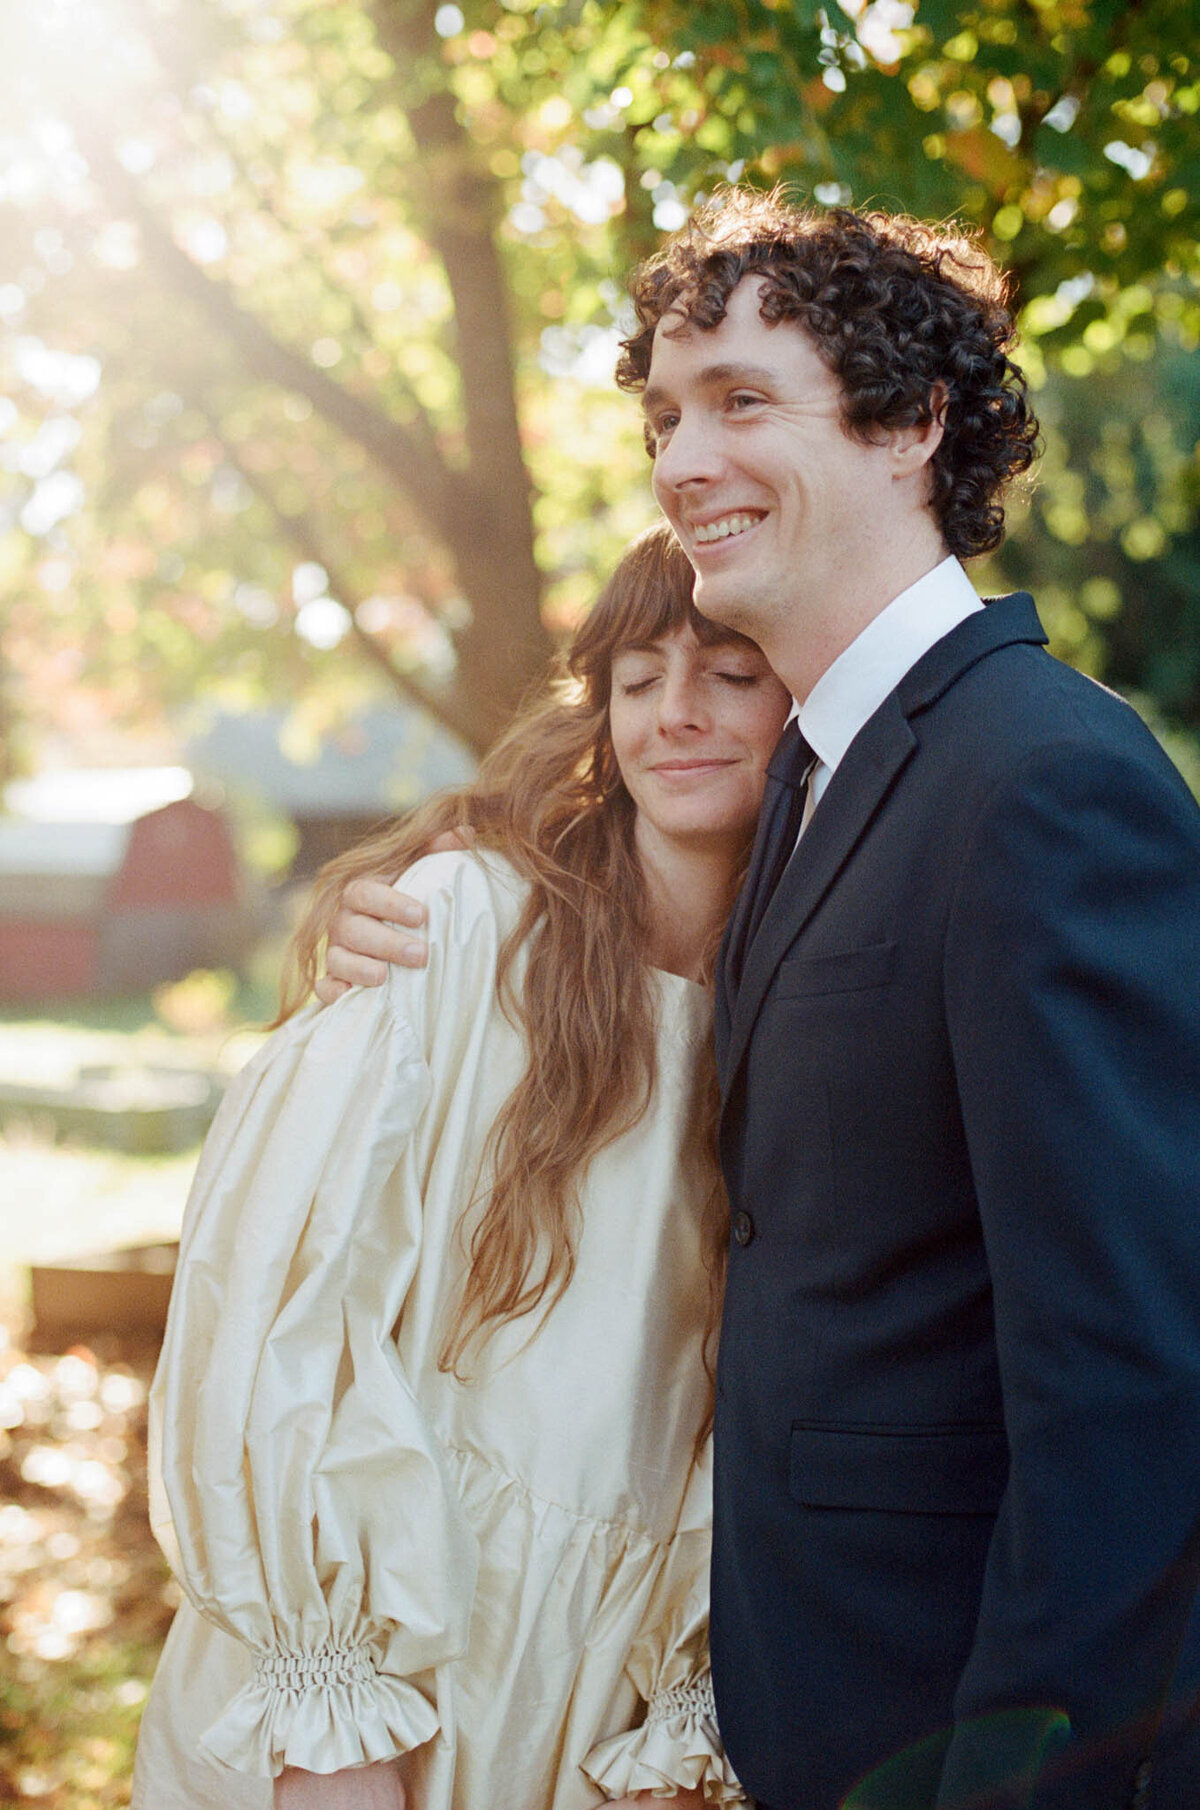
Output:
top-left (132, 850), bottom-right (745, 1810)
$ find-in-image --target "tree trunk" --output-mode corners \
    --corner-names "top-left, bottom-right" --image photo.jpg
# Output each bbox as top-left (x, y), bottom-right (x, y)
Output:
top-left (72, 5), bottom-right (553, 754)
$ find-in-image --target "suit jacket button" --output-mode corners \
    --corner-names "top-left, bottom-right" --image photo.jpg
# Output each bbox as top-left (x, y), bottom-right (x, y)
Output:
top-left (733, 1211), bottom-right (755, 1247)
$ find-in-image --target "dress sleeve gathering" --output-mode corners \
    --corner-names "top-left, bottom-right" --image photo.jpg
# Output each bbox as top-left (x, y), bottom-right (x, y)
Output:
top-left (147, 863), bottom-right (490, 1778)
top-left (582, 1444), bottom-right (747, 1806)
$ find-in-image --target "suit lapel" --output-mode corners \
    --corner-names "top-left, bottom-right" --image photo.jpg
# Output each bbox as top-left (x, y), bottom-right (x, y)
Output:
top-left (719, 592), bottom-right (1047, 1092)
top-left (723, 695), bottom-right (916, 1084)
top-left (716, 770), bottom-right (782, 1063)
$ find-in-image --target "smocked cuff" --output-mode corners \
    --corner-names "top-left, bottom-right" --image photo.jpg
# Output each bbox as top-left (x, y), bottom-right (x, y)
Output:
top-left (582, 1674), bottom-right (748, 1805)
top-left (197, 1642), bottom-right (440, 1777)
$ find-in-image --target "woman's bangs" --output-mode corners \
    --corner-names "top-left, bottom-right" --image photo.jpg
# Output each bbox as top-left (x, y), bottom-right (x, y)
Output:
top-left (609, 529), bottom-right (697, 646)
top-left (605, 524), bottom-right (761, 652)
top-left (611, 578), bottom-right (687, 647)
top-left (571, 519), bottom-right (764, 684)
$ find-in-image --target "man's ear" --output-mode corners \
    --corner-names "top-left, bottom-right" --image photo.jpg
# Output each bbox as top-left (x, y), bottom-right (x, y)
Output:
top-left (889, 382), bottom-right (947, 478)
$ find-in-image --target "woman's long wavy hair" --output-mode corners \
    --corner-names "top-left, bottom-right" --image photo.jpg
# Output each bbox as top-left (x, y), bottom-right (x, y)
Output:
top-left (280, 522), bottom-right (749, 1379)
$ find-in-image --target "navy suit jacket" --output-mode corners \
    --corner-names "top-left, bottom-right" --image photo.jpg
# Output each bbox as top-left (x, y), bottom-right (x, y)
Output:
top-left (711, 595), bottom-right (1200, 1810)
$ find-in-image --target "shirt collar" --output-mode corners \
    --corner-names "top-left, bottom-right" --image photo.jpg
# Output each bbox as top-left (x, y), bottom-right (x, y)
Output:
top-left (792, 556), bottom-right (983, 775)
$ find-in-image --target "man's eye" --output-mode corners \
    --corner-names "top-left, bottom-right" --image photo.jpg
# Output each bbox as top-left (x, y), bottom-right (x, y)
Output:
top-left (728, 392), bottom-right (763, 412)
top-left (651, 412), bottom-right (679, 441)
top-left (717, 671), bottom-right (758, 687)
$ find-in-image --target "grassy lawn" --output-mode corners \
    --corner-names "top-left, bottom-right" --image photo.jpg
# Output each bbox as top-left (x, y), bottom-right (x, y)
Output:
top-left (0, 977), bottom-right (272, 1271)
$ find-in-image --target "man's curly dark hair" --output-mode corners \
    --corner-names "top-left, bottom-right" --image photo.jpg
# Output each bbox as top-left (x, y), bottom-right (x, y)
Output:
top-left (617, 188), bottom-right (1039, 560)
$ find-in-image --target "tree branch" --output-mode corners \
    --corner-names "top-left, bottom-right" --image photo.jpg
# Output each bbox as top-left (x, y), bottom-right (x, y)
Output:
top-left (76, 129), bottom-right (468, 548)
top-left (120, 0), bottom-right (449, 453)
top-left (212, 424), bottom-right (487, 754)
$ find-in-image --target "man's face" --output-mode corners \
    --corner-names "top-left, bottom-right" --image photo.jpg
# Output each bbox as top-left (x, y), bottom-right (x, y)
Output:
top-left (644, 277), bottom-right (908, 661)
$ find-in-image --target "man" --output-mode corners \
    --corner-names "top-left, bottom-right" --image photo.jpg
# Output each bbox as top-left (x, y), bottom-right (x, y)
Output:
top-left (321, 192), bottom-right (1200, 1809)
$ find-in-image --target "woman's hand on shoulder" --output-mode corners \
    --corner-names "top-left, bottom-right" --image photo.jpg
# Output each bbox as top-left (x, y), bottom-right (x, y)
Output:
top-left (274, 1761), bottom-right (406, 1810)
top-left (315, 833), bottom-right (473, 1005)
top-left (315, 876), bottom-right (431, 1004)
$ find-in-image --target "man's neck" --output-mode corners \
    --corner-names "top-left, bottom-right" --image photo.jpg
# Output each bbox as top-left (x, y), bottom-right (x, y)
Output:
top-left (773, 534), bottom-right (950, 705)
top-left (795, 554), bottom-right (982, 792)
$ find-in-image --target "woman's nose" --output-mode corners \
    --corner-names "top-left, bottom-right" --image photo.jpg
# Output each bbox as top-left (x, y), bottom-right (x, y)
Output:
top-left (656, 672), bottom-right (708, 732)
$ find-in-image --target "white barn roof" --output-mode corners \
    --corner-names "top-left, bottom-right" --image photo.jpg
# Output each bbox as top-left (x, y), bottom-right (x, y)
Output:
top-left (188, 707), bottom-right (475, 816)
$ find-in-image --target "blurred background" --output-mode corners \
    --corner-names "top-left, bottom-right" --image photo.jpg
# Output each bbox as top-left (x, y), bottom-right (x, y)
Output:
top-left (0, 0), bottom-right (1197, 1801)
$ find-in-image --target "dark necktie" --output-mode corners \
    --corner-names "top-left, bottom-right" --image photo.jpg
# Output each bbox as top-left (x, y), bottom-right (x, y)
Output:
top-left (726, 719), bottom-right (815, 992)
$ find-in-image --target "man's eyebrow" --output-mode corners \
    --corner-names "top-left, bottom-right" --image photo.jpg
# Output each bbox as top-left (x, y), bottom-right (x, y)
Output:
top-left (642, 363), bottom-right (779, 413)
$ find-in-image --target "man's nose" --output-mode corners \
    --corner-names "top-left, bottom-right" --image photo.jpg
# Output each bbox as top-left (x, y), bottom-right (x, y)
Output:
top-left (653, 409), bottom-right (723, 492)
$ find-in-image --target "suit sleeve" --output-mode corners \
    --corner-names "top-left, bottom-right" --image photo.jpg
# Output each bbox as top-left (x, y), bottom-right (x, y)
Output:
top-left (938, 733), bottom-right (1200, 1808)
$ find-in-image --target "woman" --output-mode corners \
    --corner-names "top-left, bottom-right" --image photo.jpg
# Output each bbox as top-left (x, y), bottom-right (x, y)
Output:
top-left (132, 522), bottom-right (792, 1810)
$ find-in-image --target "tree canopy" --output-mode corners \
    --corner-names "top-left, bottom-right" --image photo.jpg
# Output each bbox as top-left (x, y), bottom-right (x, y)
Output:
top-left (1, 0), bottom-right (1197, 790)
top-left (646, 0), bottom-right (1198, 335)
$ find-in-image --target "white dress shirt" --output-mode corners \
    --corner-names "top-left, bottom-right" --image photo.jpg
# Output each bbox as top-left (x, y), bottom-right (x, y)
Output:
top-left (794, 556), bottom-right (984, 830)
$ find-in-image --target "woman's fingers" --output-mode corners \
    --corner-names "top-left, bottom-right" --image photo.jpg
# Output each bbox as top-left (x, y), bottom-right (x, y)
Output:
top-left (342, 876), bottom-right (427, 926)
top-left (321, 879), bottom-right (431, 987)
top-left (313, 976), bottom-right (353, 1006)
top-left (323, 932), bottom-right (393, 987)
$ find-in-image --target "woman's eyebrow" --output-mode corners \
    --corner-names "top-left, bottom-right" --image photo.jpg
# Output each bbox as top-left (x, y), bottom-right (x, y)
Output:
top-left (613, 640), bottom-right (665, 658)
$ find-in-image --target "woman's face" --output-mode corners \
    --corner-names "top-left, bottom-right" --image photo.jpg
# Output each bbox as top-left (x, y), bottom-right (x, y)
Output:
top-left (608, 624), bottom-right (792, 859)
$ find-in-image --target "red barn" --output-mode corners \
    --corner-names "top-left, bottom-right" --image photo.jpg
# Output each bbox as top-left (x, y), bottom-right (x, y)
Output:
top-left (0, 793), bottom-right (251, 1000)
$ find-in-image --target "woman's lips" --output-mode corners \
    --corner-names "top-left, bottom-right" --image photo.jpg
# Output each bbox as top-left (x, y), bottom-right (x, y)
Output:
top-left (651, 759), bottom-right (736, 774)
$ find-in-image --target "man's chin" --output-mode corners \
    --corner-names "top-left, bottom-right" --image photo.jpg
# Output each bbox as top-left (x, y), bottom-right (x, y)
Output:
top-left (691, 576), bottom-right (755, 637)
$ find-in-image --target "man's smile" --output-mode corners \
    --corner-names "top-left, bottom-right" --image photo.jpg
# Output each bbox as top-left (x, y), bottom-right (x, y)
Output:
top-left (690, 511), bottom-right (766, 545)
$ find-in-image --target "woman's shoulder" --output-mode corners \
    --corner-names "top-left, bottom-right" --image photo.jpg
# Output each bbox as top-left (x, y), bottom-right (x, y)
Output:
top-left (251, 850), bottom-right (527, 1074)
top-left (389, 846), bottom-right (528, 947)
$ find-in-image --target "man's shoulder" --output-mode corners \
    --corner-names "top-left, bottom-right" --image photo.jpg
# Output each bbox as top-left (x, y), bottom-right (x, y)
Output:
top-left (926, 601), bottom-right (1159, 760)
top-left (890, 594), bottom-right (1199, 823)
top-left (906, 658), bottom-right (1200, 886)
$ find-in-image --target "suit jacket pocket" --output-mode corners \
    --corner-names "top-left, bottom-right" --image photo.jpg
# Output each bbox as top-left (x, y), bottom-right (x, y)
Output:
top-left (789, 1423), bottom-right (1008, 1516)
top-left (775, 941), bottom-right (897, 999)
